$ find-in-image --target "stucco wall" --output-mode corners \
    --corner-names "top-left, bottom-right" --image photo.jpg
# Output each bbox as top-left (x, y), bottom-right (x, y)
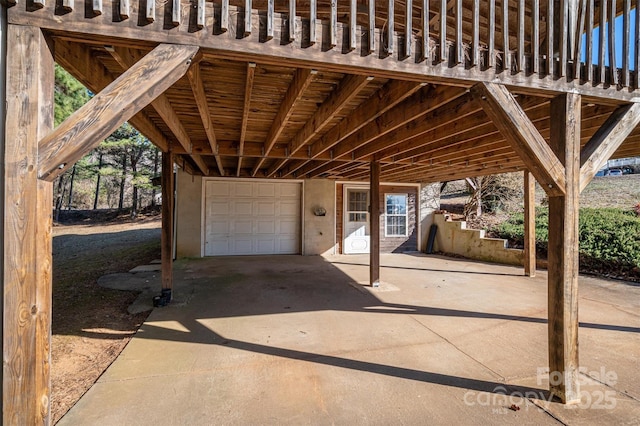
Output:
top-left (175, 169), bottom-right (202, 258)
top-left (433, 213), bottom-right (524, 266)
top-left (303, 179), bottom-right (336, 255)
top-left (419, 182), bottom-right (441, 252)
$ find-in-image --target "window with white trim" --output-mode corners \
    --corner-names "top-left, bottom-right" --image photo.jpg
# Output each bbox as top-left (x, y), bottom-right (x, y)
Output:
top-left (385, 194), bottom-right (408, 237)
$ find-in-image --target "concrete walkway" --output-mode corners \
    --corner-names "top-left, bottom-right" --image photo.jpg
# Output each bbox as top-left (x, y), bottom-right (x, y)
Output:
top-left (60, 254), bottom-right (640, 425)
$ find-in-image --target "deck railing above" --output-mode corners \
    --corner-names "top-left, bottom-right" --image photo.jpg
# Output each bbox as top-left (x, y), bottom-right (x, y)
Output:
top-left (8, 0), bottom-right (640, 92)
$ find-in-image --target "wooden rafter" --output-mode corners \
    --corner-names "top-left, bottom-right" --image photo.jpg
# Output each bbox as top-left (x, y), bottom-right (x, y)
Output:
top-left (190, 154), bottom-right (210, 176)
top-left (303, 85), bottom-right (468, 178)
top-left (470, 82), bottom-right (566, 197)
top-left (579, 102), bottom-right (640, 191)
top-left (281, 79), bottom-right (426, 177)
top-left (251, 68), bottom-right (318, 176)
top-left (237, 62), bottom-right (256, 176)
top-left (266, 73), bottom-right (373, 177)
top-left (187, 62), bottom-right (225, 176)
top-left (109, 46), bottom-right (193, 154)
top-left (55, 41), bottom-right (173, 153)
top-left (38, 44), bottom-right (199, 181)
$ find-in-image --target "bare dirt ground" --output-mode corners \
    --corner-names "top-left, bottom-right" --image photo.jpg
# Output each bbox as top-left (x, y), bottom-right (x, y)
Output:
top-left (51, 214), bottom-right (160, 423)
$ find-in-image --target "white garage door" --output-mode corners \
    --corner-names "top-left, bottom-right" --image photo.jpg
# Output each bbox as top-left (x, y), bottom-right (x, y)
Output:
top-left (204, 180), bottom-right (302, 256)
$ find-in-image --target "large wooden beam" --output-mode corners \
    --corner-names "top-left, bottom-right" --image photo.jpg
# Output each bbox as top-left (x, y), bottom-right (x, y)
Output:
top-left (251, 68), bottom-right (317, 176)
top-left (237, 62), bottom-right (256, 176)
top-left (109, 46), bottom-right (193, 154)
top-left (370, 161), bottom-right (381, 287)
top-left (161, 151), bottom-right (175, 294)
top-left (55, 40), bottom-right (173, 153)
top-left (187, 63), bottom-right (225, 176)
top-left (38, 43), bottom-right (199, 181)
top-left (579, 102), bottom-right (640, 192)
top-left (471, 83), bottom-right (566, 197)
top-left (524, 170), bottom-right (536, 277)
top-left (547, 92), bottom-right (581, 404)
top-left (3, 24), bottom-right (54, 425)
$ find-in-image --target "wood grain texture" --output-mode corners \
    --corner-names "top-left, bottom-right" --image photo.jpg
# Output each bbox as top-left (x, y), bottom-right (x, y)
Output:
top-left (3, 24), bottom-right (54, 425)
top-left (252, 68), bottom-right (317, 176)
top-left (161, 151), bottom-right (174, 290)
top-left (286, 80), bottom-right (424, 177)
top-left (470, 82), bottom-right (566, 197)
top-left (547, 92), bottom-right (581, 404)
top-left (109, 47), bottom-right (193, 154)
top-left (579, 103), bottom-right (640, 191)
top-left (237, 62), bottom-right (256, 176)
top-left (54, 41), bottom-right (173, 154)
top-left (268, 74), bottom-right (372, 176)
top-left (523, 170), bottom-right (536, 277)
top-left (8, 3), bottom-right (640, 100)
top-left (38, 43), bottom-right (199, 181)
top-left (370, 161), bottom-right (381, 287)
top-left (187, 63), bottom-right (224, 175)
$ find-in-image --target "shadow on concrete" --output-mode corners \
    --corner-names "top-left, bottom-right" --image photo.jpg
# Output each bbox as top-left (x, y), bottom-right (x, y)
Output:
top-left (329, 259), bottom-right (524, 277)
top-left (78, 254), bottom-right (636, 405)
top-left (138, 318), bottom-right (555, 402)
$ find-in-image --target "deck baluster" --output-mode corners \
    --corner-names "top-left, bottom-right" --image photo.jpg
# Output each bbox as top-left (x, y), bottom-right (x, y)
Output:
top-left (585, 0), bottom-right (593, 83)
top-left (517, 0), bottom-right (524, 72)
top-left (547, 0), bottom-right (554, 76)
top-left (599, 0), bottom-right (607, 84)
top-left (289, 0), bottom-right (296, 41)
top-left (622, 0), bottom-right (631, 86)
top-left (422, 0), bottom-right (429, 62)
top-left (369, 0), bottom-right (376, 52)
top-left (245, 0), bottom-right (252, 35)
top-left (406, 0), bottom-right (413, 58)
top-left (531, 0), bottom-right (539, 73)
top-left (502, 0), bottom-right (510, 72)
top-left (488, 0), bottom-right (495, 68)
top-left (609, 0), bottom-right (618, 85)
top-left (440, 0), bottom-right (446, 62)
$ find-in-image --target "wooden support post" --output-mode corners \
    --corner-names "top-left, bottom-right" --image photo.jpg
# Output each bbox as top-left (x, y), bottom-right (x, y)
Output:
top-left (161, 151), bottom-right (175, 296)
top-left (3, 24), bottom-right (54, 424)
top-left (370, 161), bottom-right (380, 287)
top-left (547, 93), bottom-right (581, 404)
top-left (524, 170), bottom-right (536, 277)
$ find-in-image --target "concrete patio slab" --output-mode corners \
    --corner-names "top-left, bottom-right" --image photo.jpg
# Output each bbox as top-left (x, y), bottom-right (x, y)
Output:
top-left (59, 254), bottom-right (640, 425)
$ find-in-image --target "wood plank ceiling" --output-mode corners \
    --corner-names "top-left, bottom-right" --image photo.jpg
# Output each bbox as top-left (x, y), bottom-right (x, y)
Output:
top-left (58, 38), bottom-right (640, 183)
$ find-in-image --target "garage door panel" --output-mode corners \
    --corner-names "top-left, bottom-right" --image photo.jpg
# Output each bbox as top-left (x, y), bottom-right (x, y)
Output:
top-left (234, 201), bottom-right (253, 215)
top-left (280, 183), bottom-right (300, 197)
top-left (279, 220), bottom-right (298, 235)
top-left (234, 220), bottom-right (253, 234)
top-left (235, 183), bottom-right (253, 197)
top-left (279, 200), bottom-right (299, 216)
top-left (256, 183), bottom-right (276, 197)
top-left (257, 220), bottom-right (275, 234)
top-left (209, 182), bottom-right (230, 197)
top-left (204, 180), bottom-right (301, 256)
top-left (256, 240), bottom-right (276, 254)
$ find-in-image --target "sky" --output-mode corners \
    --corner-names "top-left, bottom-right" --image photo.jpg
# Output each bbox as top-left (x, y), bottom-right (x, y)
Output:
top-left (581, 9), bottom-right (636, 69)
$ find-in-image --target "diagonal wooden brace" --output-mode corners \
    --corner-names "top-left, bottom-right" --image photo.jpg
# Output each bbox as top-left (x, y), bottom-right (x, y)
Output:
top-left (470, 82), bottom-right (566, 197)
top-left (579, 102), bottom-right (640, 192)
top-left (38, 43), bottom-right (199, 181)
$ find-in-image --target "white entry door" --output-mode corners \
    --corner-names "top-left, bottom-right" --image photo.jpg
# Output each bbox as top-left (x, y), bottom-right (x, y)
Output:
top-left (344, 188), bottom-right (370, 254)
top-left (204, 180), bottom-right (301, 256)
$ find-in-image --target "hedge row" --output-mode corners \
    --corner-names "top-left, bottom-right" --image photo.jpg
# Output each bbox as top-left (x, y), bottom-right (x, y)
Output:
top-left (494, 207), bottom-right (640, 269)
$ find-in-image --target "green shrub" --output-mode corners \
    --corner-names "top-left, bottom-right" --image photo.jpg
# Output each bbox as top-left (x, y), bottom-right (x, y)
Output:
top-left (494, 207), bottom-right (640, 269)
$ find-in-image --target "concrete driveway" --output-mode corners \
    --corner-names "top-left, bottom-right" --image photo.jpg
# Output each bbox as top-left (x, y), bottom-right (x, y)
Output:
top-left (59, 254), bottom-right (640, 425)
